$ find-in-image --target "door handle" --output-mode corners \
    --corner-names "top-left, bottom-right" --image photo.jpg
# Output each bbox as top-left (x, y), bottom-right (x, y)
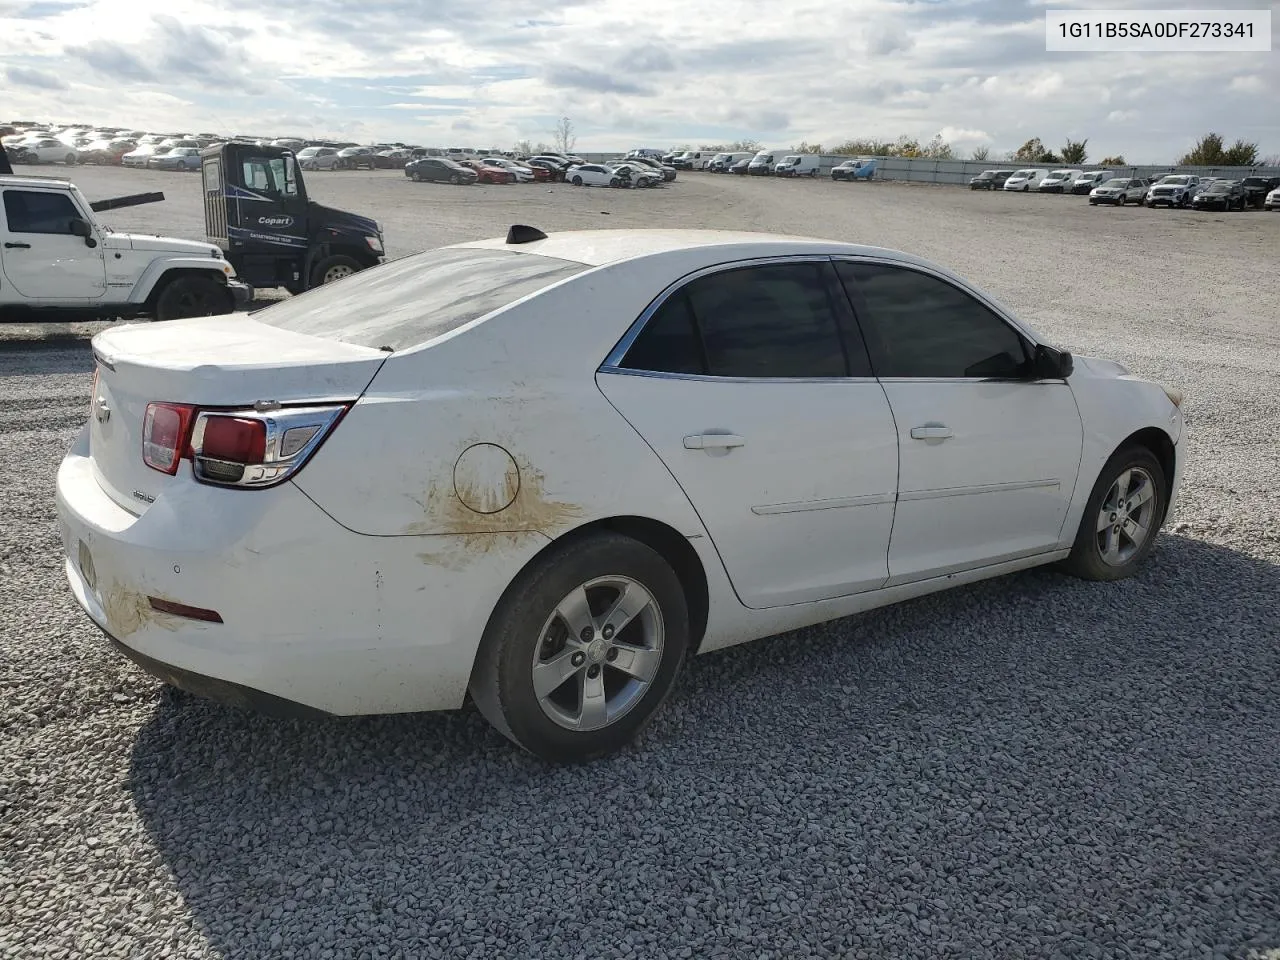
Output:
top-left (4, 242), bottom-right (31, 249)
top-left (684, 433), bottom-right (745, 450)
top-left (910, 425), bottom-right (954, 440)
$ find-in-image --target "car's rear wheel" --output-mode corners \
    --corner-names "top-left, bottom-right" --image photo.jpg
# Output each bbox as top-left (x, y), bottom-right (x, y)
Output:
top-left (1060, 445), bottom-right (1167, 581)
top-left (469, 532), bottom-right (690, 763)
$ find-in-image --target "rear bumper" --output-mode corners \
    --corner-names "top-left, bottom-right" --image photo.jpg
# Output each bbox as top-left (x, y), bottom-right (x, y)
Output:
top-left (96, 618), bottom-right (331, 719)
top-left (54, 428), bottom-right (545, 716)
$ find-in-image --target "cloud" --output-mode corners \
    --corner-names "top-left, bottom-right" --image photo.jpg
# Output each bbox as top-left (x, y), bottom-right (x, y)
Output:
top-left (66, 40), bottom-right (156, 81)
top-left (1026, 73), bottom-right (1066, 99)
top-left (864, 24), bottom-right (912, 56)
top-left (5, 65), bottom-right (68, 89)
top-left (545, 65), bottom-right (653, 97)
top-left (1228, 75), bottom-right (1265, 94)
top-left (0, 0), bottom-right (1275, 162)
top-left (938, 126), bottom-right (990, 144)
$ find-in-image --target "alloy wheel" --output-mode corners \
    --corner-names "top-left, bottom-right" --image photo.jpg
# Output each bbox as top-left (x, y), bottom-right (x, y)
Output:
top-left (1096, 467), bottom-right (1158, 566)
top-left (531, 576), bottom-right (665, 732)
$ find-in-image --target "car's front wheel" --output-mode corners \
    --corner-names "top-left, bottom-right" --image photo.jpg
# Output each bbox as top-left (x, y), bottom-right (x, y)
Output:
top-left (310, 254), bottom-right (363, 287)
top-left (1061, 445), bottom-right (1167, 581)
top-left (470, 532), bottom-right (690, 763)
top-left (154, 275), bottom-right (233, 322)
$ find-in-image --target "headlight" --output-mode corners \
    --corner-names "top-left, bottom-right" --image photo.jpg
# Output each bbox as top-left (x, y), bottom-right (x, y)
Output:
top-left (1161, 384), bottom-right (1184, 409)
top-left (365, 235), bottom-right (383, 254)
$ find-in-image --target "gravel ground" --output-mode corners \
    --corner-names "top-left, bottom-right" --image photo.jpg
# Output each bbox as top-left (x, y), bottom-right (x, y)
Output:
top-left (2, 167), bottom-right (1279, 960)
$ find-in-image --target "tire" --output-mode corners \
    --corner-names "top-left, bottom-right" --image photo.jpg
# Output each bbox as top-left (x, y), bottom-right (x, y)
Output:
top-left (65, 154), bottom-right (77, 165)
top-left (449, 174), bottom-right (460, 185)
top-left (610, 177), bottom-right (621, 188)
top-left (1059, 445), bottom-right (1167, 582)
top-left (154, 275), bottom-right (233, 322)
top-left (571, 175), bottom-right (583, 186)
top-left (310, 254), bottom-right (363, 288)
top-left (469, 532), bottom-right (690, 763)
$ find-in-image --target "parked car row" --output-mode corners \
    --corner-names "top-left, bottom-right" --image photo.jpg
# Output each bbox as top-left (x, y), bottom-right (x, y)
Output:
top-left (970, 167), bottom-right (1280, 210)
top-left (404, 152), bottom-right (674, 189)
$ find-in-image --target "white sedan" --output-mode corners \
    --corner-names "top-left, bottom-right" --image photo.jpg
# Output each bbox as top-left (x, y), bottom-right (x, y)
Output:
top-left (12, 138), bottom-right (79, 164)
top-left (566, 163), bottom-right (621, 187)
top-left (56, 228), bottom-right (1185, 763)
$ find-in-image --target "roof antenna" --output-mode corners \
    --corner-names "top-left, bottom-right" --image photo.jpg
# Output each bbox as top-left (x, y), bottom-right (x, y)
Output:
top-left (506, 224), bottom-right (548, 244)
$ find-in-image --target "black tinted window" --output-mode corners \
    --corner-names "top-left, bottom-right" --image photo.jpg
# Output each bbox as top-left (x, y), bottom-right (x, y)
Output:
top-left (3, 190), bottom-right (80, 235)
top-left (620, 293), bottom-right (705, 375)
top-left (623, 262), bottom-right (854, 378)
top-left (688, 263), bottom-right (848, 378)
top-left (837, 261), bottom-right (1029, 379)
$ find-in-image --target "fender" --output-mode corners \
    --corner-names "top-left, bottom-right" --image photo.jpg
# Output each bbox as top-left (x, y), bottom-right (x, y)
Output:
top-left (128, 257), bottom-right (235, 303)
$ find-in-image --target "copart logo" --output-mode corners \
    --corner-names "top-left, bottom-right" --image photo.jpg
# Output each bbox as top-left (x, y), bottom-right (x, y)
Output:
top-left (257, 215), bottom-right (294, 228)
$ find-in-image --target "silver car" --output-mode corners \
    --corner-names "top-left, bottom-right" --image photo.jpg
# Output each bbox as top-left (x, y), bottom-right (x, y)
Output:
top-left (146, 147), bottom-right (202, 171)
top-left (1089, 178), bottom-right (1148, 206)
top-left (297, 146), bottom-right (341, 171)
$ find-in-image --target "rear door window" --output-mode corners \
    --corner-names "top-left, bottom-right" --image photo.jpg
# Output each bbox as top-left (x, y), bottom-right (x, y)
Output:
top-left (620, 261), bottom-right (866, 378)
top-left (253, 247), bottom-right (589, 350)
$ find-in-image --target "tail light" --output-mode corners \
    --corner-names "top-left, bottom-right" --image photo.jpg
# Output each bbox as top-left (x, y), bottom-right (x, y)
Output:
top-left (142, 402), bottom-right (197, 474)
top-left (190, 405), bottom-right (348, 488)
top-left (141, 402), bottom-right (347, 488)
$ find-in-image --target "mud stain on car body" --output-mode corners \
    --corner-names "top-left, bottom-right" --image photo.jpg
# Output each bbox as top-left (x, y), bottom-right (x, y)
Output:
top-left (408, 447), bottom-right (581, 567)
top-left (101, 582), bottom-right (182, 637)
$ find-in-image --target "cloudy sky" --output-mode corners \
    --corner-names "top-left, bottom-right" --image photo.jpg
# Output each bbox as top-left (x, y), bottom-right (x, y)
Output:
top-left (1, 0), bottom-right (1276, 162)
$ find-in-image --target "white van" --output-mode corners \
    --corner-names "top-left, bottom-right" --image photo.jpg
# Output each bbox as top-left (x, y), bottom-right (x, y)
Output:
top-left (1037, 169), bottom-right (1085, 193)
top-left (1070, 170), bottom-right (1112, 194)
top-left (672, 150), bottom-right (715, 170)
top-left (747, 150), bottom-right (782, 175)
top-left (1003, 168), bottom-right (1049, 191)
top-left (709, 151), bottom-right (754, 173)
top-left (775, 154), bottom-right (821, 177)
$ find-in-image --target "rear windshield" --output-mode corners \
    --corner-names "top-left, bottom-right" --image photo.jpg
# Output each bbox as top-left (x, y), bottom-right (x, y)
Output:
top-left (253, 247), bottom-right (590, 350)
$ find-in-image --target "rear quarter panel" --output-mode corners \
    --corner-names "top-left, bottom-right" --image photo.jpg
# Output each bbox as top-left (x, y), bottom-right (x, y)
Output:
top-left (291, 257), bottom-right (721, 545)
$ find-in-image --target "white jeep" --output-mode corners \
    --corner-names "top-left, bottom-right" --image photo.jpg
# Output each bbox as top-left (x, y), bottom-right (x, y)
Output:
top-left (1, 173), bottom-right (249, 324)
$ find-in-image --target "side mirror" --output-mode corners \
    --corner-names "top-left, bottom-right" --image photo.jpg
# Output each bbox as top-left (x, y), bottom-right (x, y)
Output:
top-left (69, 218), bottom-right (97, 247)
top-left (1033, 344), bottom-right (1073, 379)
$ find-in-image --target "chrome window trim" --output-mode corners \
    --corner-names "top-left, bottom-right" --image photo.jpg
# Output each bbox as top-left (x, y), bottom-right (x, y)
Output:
top-left (598, 367), bottom-right (879, 386)
top-left (599, 253), bottom-right (1056, 384)
top-left (875, 376), bottom-right (1069, 385)
top-left (599, 254), bottom-right (853, 376)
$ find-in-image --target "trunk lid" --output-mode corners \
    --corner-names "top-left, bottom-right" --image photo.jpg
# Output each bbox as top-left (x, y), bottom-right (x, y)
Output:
top-left (88, 314), bottom-right (388, 514)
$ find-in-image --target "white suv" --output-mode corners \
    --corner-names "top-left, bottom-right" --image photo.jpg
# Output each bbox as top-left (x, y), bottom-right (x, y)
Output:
top-left (1145, 175), bottom-right (1200, 208)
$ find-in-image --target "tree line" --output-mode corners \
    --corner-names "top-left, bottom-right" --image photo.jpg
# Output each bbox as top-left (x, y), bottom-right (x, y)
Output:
top-left (506, 118), bottom-right (1275, 169)
top-left (686, 132), bottom-right (1277, 168)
